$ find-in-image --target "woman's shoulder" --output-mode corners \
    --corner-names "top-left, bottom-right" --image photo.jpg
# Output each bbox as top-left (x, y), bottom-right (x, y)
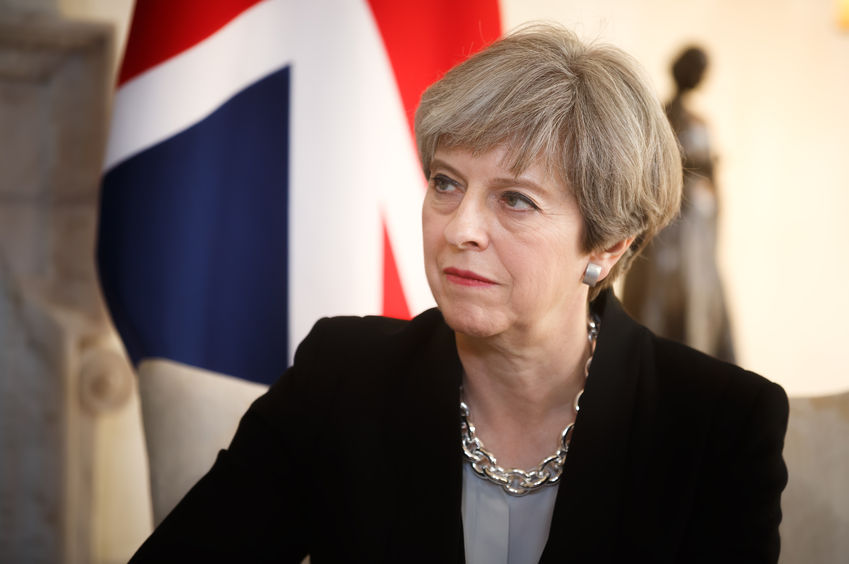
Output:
top-left (642, 333), bottom-right (789, 454)
top-left (249, 308), bottom-right (455, 425)
top-left (295, 307), bottom-right (449, 363)
top-left (620, 327), bottom-right (788, 562)
top-left (650, 333), bottom-right (786, 411)
top-left (597, 290), bottom-right (785, 410)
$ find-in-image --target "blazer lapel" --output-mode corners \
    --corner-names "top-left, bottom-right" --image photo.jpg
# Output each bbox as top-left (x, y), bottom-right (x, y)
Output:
top-left (540, 291), bottom-right (650, 562)
top-left (382, 311), bottom-right (466, 562)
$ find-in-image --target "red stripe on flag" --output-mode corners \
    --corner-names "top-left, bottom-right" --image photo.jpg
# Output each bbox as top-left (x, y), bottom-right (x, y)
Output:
top-left (368, 1), bottom-right (501, 319)
top-left (382, 219), bottom-right (411, 320)
top-left (117, 0), bottom-right (265, 86)
top-left (366, 0), bottom-right (502, 135)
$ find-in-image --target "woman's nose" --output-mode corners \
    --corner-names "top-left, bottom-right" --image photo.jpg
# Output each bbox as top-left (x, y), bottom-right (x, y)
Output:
top-left (444, 192), bottom-right (489, 250)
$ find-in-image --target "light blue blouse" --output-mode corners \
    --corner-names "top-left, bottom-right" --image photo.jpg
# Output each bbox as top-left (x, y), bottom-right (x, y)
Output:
top-left (461, 463), bottom-right (559, 564)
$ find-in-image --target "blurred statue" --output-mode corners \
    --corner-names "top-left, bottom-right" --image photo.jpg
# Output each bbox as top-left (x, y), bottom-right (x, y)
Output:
top-left (623, 46), bottom-right (735, 362)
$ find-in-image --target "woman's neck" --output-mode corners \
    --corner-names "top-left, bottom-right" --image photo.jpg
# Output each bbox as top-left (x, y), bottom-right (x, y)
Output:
top-left (455, 308), bottom-right (591, 469)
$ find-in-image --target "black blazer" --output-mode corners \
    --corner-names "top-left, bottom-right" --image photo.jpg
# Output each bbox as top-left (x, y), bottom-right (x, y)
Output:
top-left (130, 291), bottom-right (788, 563)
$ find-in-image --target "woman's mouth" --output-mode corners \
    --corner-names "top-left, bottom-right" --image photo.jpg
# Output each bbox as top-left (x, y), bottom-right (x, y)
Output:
top-left (443, 267), bottom-right (496, 287)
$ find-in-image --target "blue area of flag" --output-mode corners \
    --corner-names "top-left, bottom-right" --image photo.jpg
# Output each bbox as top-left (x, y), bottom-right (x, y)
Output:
top-left (97, 67), bottom-right (290, 385)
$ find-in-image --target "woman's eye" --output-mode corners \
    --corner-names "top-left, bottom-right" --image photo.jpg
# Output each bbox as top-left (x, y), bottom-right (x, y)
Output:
top-left (430, 174), bottom-right (458, 193)
top-left (501, 191), bottom-right (538, 211)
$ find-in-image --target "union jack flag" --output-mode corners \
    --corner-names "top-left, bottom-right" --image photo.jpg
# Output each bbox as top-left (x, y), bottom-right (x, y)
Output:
top-left (98, 0), bottom-right (501, 385)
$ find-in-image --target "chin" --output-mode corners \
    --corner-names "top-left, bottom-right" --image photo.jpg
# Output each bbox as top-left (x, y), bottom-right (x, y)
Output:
top-left (437, 303), bottom-right (508, 339)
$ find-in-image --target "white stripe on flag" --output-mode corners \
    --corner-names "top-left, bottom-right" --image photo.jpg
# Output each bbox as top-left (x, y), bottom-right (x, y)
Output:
top-left (287, 0), bottom-right (435, 354)
top-left (103, 0), bottom-right (295, 172)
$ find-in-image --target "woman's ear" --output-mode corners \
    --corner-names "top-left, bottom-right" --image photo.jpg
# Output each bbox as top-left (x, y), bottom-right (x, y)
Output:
top-left (588, 237), bottom-right (635, 282)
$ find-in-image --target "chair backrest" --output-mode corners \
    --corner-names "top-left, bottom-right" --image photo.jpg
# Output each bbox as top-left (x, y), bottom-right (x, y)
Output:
top-left (779, 391), bottom-right (849, 563)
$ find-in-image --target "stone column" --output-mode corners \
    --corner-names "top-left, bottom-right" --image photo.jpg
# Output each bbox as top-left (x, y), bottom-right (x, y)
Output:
top-left (0, 6), bottom-right (129, 563)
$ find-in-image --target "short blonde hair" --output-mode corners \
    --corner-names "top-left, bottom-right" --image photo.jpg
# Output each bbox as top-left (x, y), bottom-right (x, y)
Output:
top-left (415, 23), bottom-right (682, 299)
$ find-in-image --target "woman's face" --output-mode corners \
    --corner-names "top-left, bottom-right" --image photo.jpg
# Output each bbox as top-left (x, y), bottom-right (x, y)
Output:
top-left (422, 145), bottom-right (593, 341)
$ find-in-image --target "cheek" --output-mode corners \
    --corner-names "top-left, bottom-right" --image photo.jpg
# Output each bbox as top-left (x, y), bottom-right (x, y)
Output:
top-left (421, 204), bottom-right (442, 242)
top-left (421, 210), bottom-right (441, 264)
top-left (506, 234), bottom-right (585, 290)
top-left (421, 214), bottom-right (443, 297)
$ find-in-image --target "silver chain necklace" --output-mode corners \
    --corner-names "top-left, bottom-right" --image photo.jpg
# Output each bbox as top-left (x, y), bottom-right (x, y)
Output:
top-left (459, 314), bottom-right (600, 497)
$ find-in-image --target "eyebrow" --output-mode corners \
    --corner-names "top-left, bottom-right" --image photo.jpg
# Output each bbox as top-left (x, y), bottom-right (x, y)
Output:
top-left (429, 158), bottom-right (465, 181)
top-left (489, 176), bottom-right (545, 192)
top-left (429, 158), bottom-right (546, 193)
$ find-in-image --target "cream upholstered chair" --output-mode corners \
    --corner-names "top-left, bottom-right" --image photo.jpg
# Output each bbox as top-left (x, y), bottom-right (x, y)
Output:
top-left (779, 391), bottom-right (849, 563)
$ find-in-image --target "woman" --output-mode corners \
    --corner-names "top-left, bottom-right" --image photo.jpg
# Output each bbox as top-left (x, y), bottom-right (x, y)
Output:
top-left (130, 24), bottom-right (788, 563)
